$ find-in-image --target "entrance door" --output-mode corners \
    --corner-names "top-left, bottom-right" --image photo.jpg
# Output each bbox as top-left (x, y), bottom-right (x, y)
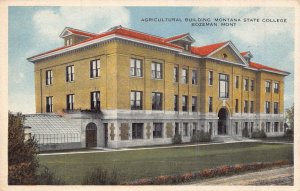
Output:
top-left (218, 108), bottom-right (228, 135)
top-left (86, 123), bottom-right (97, 147)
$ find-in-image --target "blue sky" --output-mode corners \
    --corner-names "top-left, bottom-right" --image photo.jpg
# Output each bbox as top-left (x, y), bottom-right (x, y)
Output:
top-left (8, 6), bottom-right (294, 113)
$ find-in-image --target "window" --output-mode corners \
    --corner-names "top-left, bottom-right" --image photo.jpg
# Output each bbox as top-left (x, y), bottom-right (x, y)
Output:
top-left (153, 123), bottom-right (163, 138)
top-left (250, 101), bottom-right (254, 113)
top-left (274, 82), bottom-right (279, 94)
top-left (152, 92), bottom-right (162, 110)
top-left (208, 71), bottom-right (213, 85)
top-left (235, 99), bottom-right (239, 113)
top-left (192, 123), bottom-right (197, 135)
top-left (265, 81), bottom-right (271, 93)
top-left (132, 123), bottom-right (143, 139)
top-left (182, 96), bottom-right (188, 112)
top-left (250, 122), bottom-right (254, 133)
top-left (208, 97), bottom-right (213, 112)
top-left (266, 122), bottom-right (271, 132)
top-left (219, 73), bottom-right (229, 98)
top-left (235, 76), bottom-right (239, 88)
top-left (175, 123), bottom-right (179, 135)
top-left (209, 122), bottom-right (213, 135)
top-left (66, 94), bottom-right (74, 110)
top-left (151, 62), bottom-right (162, 79)
top-left (46, 96), bottom-right (53, 113)
top-left (274, 102), bottom-right (279, 114)
top-left (130, 58), bottom-right (142, 77)
top-left (46, 70), bottom-right (53, 85)
top-left (174, 95), bottom-right (178, 111)
top-left (66, 38), bottom-right (72, 46)
top-left (265, 101), bottom-right (270, 114)
top-left (90, 59), bottom-right (100, 78)
top-left (235, 122), bottom-right (238, 134)
top-left (173, 66), bottom-right (178, 82)
top-left (223, 53), bottom-right (228, 59)
top-left (244, 122), bottom-right (248, 131)
top-left (183, 123), bottom-right (189, 136)
top-left (90, 91), bottom-right (100, 111)
top-left (244, 79), bottom-right (249, 91)
top-left (274, 122), bottom-right (279, 132)
top-left (192, 96), bottom-right (197, 112)
top-left (192, 70), bottom-right (197, 84)
top-left (182, 68), bottom-right (188, 84)
top-left (250, 80), bottom-right (254, 91)
top-left (131, 91), bottom-right (142, 110)
top-left (66, 65), bottom-right (74, 82)
top-left (244, 100), bottom-right (249, 113)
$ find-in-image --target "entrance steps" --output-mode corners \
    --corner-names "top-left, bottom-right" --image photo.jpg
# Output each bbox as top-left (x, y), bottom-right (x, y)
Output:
top-left (212, 135), bottom-right (256, 143)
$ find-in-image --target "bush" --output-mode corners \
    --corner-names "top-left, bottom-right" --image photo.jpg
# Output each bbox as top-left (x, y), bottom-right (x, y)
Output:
top-left (82, 166), bottom-right (120, 185)
top-left (36, 166), bottom-right (65, 185)
top-left (172, 134), bottom-right (182, 144)
top-left (251, 129), bottom-right (267, 139)
top-left (8, 112), bottom-right (39, 185)
top-left (284, 129), bottom-right (294, 137)
top-left (242, 127), bottom-right (249, 138)
top-left (191, 130), bottom-right (211, 143)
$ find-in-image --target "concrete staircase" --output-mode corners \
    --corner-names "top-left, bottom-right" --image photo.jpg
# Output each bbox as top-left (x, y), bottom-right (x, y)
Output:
top-left (212, 135), bottom-right (256, 143)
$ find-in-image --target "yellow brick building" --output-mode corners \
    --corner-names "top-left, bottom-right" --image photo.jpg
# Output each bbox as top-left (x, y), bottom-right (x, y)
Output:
top-left (27, 26), bottom-right (289, 149)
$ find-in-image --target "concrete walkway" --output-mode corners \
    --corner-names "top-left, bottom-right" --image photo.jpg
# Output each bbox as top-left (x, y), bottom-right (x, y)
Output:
top-left (38, 140), bottom-right (292, 156)
top-left (190, 166), bottom-right (293, 185)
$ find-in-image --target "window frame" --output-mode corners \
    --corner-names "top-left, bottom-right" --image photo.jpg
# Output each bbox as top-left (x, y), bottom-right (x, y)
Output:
top-left (151, 62), bottom-right (162, 79)
top-left (130, 91), bottom-right (143, 110)
top-left (153, 123), bottom-right (163, 138)
top-left (46, 96), bottom-right (53, 113)
top-left (208, 96), bottom-right (213, 112)
top-left (90, 91), bottom-right (100, 111)
top-left (235, 76), bottom-right (239, 89)
top-left (274, 82), bottom-right (279, 94)
top-left (208, 71), bottom-right (213, 86)
top-left (192, 70), bottom-right (197, 85)
top-left (66, 94), bottom-right (74, 111)
top-left (173, 66), bottom-right (179, 83)
top-left (274, 102), bottom-right (279, 114)
top-left (182, 68), bottom-right (188, 84)
top-left (182, 95), bottom-right (188, 112)
top-left (152, 92), bottom-right (163, 110)
top-left (174, 95), bottom-right (178, 111)
top-left (66, 65), bottom-right (75, 82)
top-left (90, 59), bottom-right (100, 78)
top-left (219, 73), bottom-right (229, 98)
top-left (250, 101), bottom-right (254, 113)
top-left (244, 100), bottom-right (249, 113)
top-left (130, 58), bottom-right (143, 77)
top-left (265, 101), bottom-right (271, 114)
top-left (265, 81), bottom-right (271, 93)
top-left (183, 123), bottom-right (189, 136)
top-left (132, 123), bottom-right (144, 139)
top-left (235, 99), bottom-right (239, 113)
top-left (250, 80), bottom-right (255, 91)
top-left (192, 96), bottom-right (197, 112)
top-left (244, 79), bottom-right (249, 91)
top-left (46, 70), bottom-right (53, 85)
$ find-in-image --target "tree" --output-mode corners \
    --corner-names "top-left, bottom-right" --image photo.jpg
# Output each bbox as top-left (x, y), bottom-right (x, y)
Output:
top-left (285, 105), bottom-right (294, 132)
top-left (8, 112), bottom-right (39, 185)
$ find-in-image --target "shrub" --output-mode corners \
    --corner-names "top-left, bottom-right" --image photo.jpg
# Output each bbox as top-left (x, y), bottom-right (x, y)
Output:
top-left (36, 166), bottom-right (65, 185)
top-left (82, 166), bottom-right (120, 185)
top-left (8, 112), bottom-right (39, 185)
top-left (172, 134), bottom-right (182, 144)
top-left (242, 127), bottom-right (249, 138)
top-left (251, 129), bottom-right (267, 139)
top-left (191, 130), bottom-right (211, 143)
top-left (284, 129), bottom-right (294, 137)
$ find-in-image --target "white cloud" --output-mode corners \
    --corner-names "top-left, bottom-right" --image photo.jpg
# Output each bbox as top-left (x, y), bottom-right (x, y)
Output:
top-left (33, 7), bottom-right (130, 45)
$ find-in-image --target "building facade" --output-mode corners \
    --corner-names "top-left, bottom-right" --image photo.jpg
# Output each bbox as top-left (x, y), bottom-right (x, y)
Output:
top-left (27, 26), bottom-right (289, 149)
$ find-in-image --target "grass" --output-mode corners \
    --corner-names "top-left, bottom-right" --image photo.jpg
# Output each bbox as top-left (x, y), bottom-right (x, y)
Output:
top-left (38, 142), bottom-right (293, 184)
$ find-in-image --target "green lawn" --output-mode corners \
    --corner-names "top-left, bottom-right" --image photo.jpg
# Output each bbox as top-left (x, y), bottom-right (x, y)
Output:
top-left (38, 142), bottom-right (293, 184)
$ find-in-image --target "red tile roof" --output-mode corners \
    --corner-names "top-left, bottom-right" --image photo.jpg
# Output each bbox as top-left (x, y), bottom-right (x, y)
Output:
top-left (240, 51), bottom-right (248, 56)
top-left (68, 28), bottom-right (97, 37)
top-left (164, 33), bottom-right (189, 42)
top-left (29, 26), bottom-right (183, 59)
top-left (249, 61), bottom-right (286, 73)
top-left (191, 41), bottom-right (228, 56)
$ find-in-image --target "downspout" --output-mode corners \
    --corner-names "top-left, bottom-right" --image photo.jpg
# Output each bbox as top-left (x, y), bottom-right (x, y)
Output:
top-left (40, 69), bottom-right (43, 113)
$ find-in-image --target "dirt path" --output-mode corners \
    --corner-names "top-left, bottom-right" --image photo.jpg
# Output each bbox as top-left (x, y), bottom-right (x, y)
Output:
top-left (190, 166), bottom-right (293, 185)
